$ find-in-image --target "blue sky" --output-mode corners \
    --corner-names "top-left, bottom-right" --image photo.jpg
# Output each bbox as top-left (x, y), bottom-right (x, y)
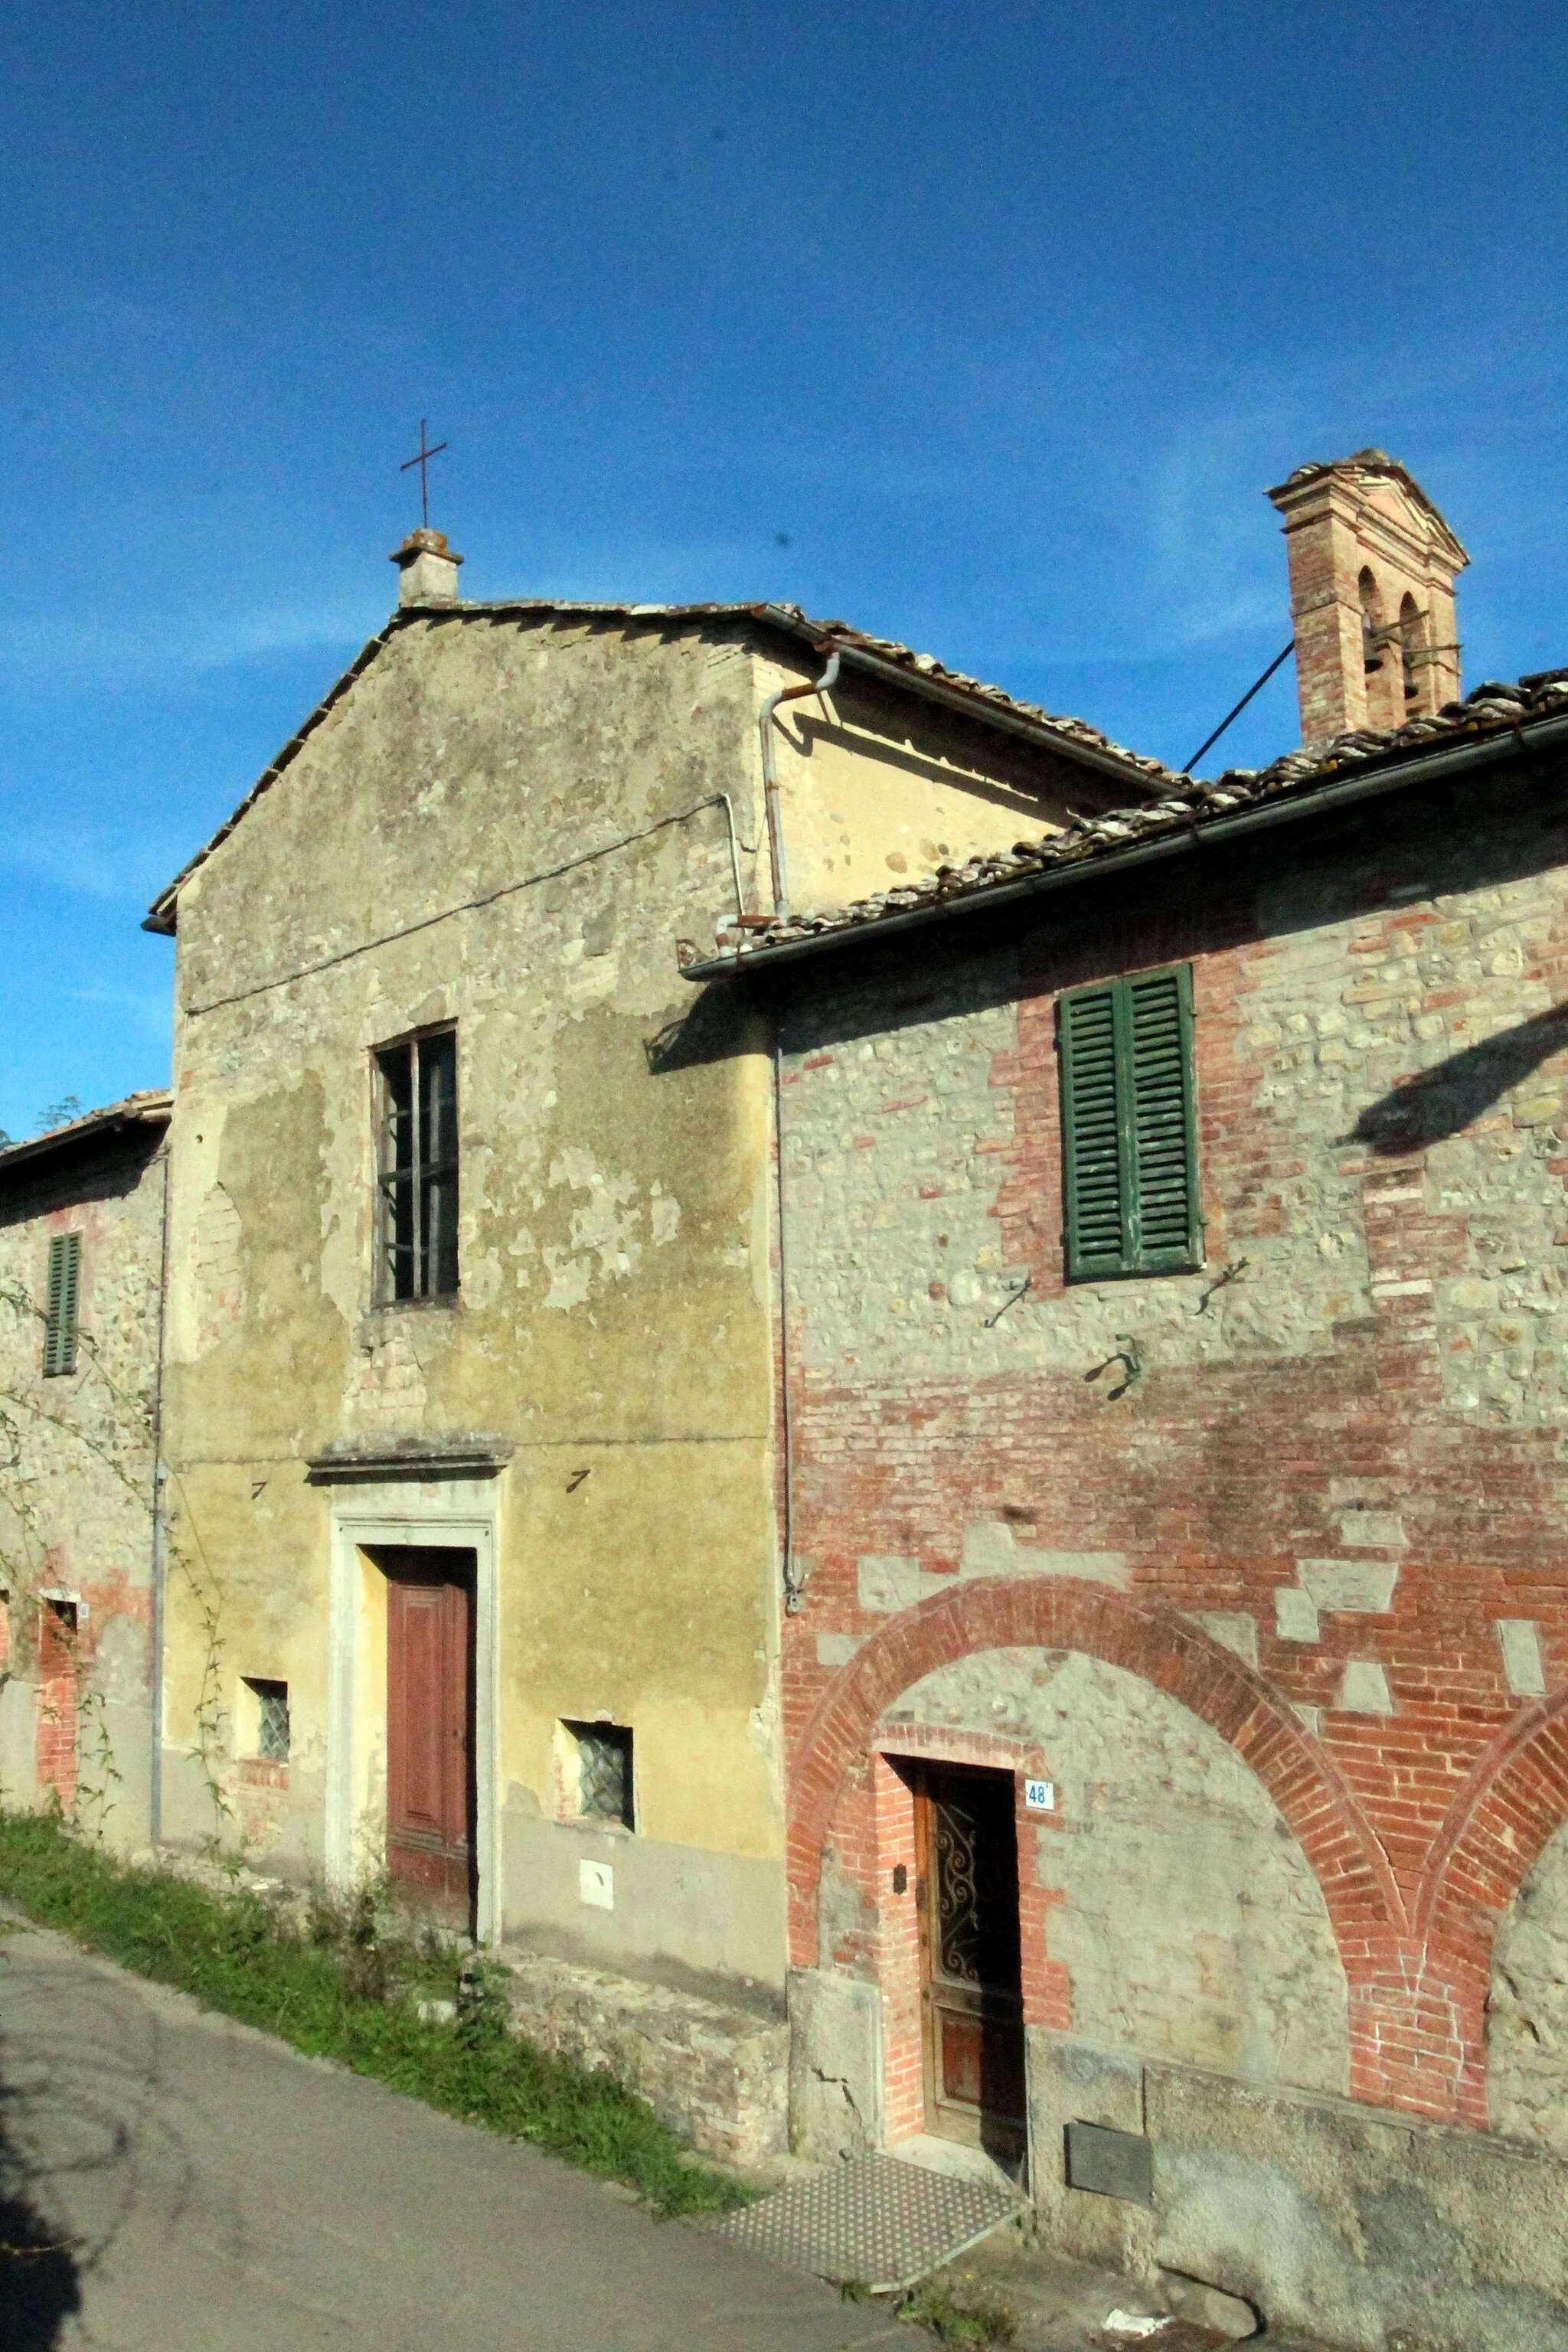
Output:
top-left (2, 2), bottom-right (1565, 1136)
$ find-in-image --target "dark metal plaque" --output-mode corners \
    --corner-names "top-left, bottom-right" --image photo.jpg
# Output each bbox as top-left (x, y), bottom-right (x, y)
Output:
top-left (1064, 2119), bottom-right (1154, 2204)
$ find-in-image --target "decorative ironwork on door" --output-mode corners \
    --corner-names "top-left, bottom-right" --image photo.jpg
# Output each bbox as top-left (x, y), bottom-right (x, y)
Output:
top-left (913, 1763), bottom-right (1028, 2169)
top-left (933, 1788), bottom-right (1018, 1991)
top-left (934, 1799), bottom-right (983, 1984)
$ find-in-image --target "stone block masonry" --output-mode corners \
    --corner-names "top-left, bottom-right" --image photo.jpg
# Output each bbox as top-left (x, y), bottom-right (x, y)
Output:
top-left (501, 1952), bottom-right (788, 2171)
top-left (771, 753), bottom-right (1568, 2343)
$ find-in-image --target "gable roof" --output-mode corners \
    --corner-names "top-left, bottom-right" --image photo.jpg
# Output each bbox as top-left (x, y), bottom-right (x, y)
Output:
top-left (142, 598), bottom-right (1184, 936)
top-left (1266, 448), bottom-right (1471, 570)
top-left (681, 669), bottom-right (1568, 981)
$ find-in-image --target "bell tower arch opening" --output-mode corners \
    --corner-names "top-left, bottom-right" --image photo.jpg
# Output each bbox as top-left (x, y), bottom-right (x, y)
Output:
top-left (1268, 449), bottom-right (1468, 750)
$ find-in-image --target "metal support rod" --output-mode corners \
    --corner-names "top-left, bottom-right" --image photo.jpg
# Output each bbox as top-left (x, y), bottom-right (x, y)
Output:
top-left (773, 1040), bottom-right (802, 1614)
top-left (1183, 639), bottom-right (1295, 775)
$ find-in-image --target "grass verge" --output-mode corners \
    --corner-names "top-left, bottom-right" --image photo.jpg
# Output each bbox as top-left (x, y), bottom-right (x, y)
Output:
top-left (0, 1810), bottom-right (750, 2219)
top-left (897, 2274), bottom-right (1018, 2345)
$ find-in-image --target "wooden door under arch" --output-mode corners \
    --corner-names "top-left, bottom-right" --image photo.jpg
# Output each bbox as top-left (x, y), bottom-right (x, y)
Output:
top-left (913, 1761), bottom-right (1027, 2167)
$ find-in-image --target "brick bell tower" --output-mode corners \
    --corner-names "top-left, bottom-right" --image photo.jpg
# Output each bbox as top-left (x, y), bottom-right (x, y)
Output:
top-left (1267, 449), bottom-right (1468, 750)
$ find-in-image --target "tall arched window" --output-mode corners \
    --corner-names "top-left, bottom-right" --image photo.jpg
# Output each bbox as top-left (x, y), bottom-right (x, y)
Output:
top-left (1400, 594), bottom-right (1427, 718)
top-left (1358, 569), bottom-right (1394, 727)
top-left (1359, 569), bottom-right (1384, 676)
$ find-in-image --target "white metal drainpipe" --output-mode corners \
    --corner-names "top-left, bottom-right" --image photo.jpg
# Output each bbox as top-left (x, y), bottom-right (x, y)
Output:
top-left (760, 645), bottom-right (841, 917)
top-left (147, 1139), bottom-right (172, 1846)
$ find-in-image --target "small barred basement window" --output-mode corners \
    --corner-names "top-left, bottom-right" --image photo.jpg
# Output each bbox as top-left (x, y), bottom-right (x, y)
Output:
top-left (1059, 965), bottom-right (1202, 1282)
top-left (43, 1233), bottom-right (83, 1377)
top-left (564, 1720), bottom-right (634, 1828)
top-left (245, 1677), bottom-right (290, 1762)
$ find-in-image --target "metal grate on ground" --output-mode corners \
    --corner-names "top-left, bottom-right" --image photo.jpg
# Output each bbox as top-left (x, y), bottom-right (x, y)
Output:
top-left (714, 2152), bottom-right (1022, 2295)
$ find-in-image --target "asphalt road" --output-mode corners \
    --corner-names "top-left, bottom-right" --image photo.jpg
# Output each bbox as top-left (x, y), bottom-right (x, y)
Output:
top-left (0, 1913), bottom-right (901, 2352)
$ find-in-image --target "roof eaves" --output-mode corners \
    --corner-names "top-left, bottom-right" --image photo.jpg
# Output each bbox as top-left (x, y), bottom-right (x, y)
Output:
top-left (769, 616), bottom-right (1171, 795)
top-left (682, 684), bottom-right (1568, 984)
top-left (448, 596), bottom-right (1176, 789)
top-left (0, 1090), bottom-right (173, 1180)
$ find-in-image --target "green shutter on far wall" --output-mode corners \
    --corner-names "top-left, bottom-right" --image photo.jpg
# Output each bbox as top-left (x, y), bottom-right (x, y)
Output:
top-left (1060, 965), bottom-right (1201, 1281)
top-left (43, 1232), bottom-right (82, 1377)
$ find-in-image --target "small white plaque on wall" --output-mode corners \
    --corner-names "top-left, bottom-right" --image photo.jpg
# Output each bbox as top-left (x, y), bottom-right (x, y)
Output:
top-left (579, 1859), bottom-right (615, 1911)
top-left (1498, 1619), bottom-right (1547, 1698)
top-left (1024, 1780), bottom-right (1056, 1814)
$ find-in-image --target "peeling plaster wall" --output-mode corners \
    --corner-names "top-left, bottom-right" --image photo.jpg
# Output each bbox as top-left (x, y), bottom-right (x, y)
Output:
top-left (884, 1649), bottom-right (1349, 2092)
top-left (760, 652), bottom-right (1142, 913)
top-left (160, 614), bottom-right (781, 1979)
top-left (0, 1129), bottom-right (166, 1844)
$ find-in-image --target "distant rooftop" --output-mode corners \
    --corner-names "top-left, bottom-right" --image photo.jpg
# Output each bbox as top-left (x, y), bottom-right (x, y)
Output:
top-left (0, 1089), bottom-right (172, 1180)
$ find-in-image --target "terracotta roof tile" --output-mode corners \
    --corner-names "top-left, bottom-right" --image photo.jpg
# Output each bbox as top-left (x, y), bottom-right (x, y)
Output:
top-left (690, 672), bottom-right (1568, 972)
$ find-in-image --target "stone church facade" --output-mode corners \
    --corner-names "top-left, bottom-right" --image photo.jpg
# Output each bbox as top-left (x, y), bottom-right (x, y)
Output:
top-left (138, 531), bottom-right (1151, 2010)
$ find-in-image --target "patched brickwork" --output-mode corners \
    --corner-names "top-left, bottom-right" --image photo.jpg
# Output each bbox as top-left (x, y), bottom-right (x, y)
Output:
top-left (35, 1599), bottom-right (80, 1810)
top-left (776, 752), bottom-right (1568, 2145)
top-left (888, 1648), bottom-right (1349, 2091)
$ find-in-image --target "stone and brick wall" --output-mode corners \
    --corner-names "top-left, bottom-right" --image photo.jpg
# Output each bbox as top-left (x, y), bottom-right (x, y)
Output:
top-left (772, 748), bottom-right (1568, 2175)
top-left (0, 1116), bottom-right (167, 1843)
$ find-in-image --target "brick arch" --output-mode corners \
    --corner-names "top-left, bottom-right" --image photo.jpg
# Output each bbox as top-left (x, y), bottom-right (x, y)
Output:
top-left (1416, 1687), bottom-right (1568, 1979)
top-left (787, 1576), bottom-right (1407, 1961)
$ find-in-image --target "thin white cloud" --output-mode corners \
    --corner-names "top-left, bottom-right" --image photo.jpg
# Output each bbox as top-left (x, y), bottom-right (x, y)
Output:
top-left (3, 596), bottom-right (386, 694)
top-left (67, 982), bottom-right (172, 1037)
top-left (0, 818), bottom-right (182, 903)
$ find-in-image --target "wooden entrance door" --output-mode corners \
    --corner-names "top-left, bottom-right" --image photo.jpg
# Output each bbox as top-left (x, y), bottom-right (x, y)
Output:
top-left (382, 1549), bottom-right (476, 1928)
top-left (915, 1762), bottom-right (1027, 2164)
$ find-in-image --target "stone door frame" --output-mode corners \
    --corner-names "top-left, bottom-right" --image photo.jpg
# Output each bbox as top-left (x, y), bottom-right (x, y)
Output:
top-left (325, 1485), bottom-right (501, 1944)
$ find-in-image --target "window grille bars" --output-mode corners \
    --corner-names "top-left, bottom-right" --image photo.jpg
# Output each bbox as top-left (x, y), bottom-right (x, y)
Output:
top-left (375, 1031), bottom-right (459, 1301)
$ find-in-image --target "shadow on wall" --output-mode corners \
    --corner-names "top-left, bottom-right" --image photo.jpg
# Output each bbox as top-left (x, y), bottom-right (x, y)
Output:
top-left (643, 978), bottom-right (757, 1076)
top-left (0, 2092), bottom-right (80, 2351)
top-left (1352, 1004), bottom-right (1568, 1155)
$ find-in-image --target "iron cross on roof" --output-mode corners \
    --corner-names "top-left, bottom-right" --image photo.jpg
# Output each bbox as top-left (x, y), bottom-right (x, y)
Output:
top-left (400, 419), bottom-right (448, 530)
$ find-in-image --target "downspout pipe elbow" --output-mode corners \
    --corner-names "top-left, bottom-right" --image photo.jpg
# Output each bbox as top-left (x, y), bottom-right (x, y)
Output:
top-left (760, 645), bottom-right (841, 919)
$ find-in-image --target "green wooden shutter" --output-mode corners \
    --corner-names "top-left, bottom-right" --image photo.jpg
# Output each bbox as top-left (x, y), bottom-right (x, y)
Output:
top-left (1061, 965), bottom-right (1200, 1279)
top-left (43, 1233), bottom-right (82, 1377)
top-left (1125, 965), bottom-right (1200, 1272)
top-left (1060, 984), bottom-right (1127, 1279)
